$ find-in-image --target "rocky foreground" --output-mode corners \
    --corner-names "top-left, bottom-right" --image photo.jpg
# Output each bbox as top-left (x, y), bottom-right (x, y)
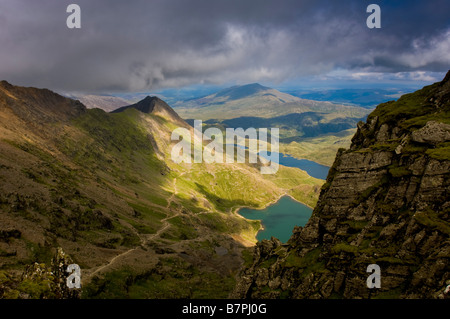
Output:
top-left (232, 71), bottom-right (450, 299)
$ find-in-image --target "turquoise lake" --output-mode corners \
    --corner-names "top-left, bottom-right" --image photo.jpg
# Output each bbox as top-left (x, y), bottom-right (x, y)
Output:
top-left (238, 196), bottom-right (313, 243)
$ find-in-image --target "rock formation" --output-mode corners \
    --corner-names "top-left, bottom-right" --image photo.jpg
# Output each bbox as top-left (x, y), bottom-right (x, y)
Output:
top-left (232, 71), bottom-right (450, 299)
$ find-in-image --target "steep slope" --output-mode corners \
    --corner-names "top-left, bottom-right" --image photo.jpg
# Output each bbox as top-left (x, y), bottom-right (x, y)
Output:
top-left (232, 71), bottom-right (450, 299)
top-left (0, 82), bottom-right (323, 298)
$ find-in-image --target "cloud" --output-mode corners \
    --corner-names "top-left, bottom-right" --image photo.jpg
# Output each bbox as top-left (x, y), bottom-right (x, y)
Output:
top-left (0, 0), bottom-right (448, 92)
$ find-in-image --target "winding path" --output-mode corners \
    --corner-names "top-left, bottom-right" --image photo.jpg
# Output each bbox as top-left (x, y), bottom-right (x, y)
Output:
top-left (85, 175), bottom-right (183, 280)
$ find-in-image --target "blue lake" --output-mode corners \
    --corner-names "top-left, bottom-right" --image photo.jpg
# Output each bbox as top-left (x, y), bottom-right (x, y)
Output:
top-left (227, 144), bottom-right (330, 180)
top-left (238, 196), bottom-right (313, 243)
top-left (260, 152), bottom-right (330, 180)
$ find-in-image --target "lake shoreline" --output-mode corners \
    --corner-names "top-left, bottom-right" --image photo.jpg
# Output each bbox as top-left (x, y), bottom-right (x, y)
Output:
top-left (233, 192), bottom-right (314, 243)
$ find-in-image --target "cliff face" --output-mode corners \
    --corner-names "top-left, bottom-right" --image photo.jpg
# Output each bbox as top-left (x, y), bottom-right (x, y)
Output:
top-left (232, 71), bottom-right (450, 299)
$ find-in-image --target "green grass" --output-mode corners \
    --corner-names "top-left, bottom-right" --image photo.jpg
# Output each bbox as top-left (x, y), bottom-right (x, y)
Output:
top-left (426, 142), bottom-right (450, 161)
top-left (413, 210), bottom-right (450, 235)
top-left (259, 257), bottom-right (278, 268)
top-left (341, 220), bottom-right (369, 231)
top-left (279, 129), bottom-right (356, 166)
top-left (331, 243), bottom-right (359, 254)
top-left (370, 81), bottom-right (450, 130)
top-left (241, 249), bottom-right (254, 267)
top-left (388, 165), bottom-right (412, 178)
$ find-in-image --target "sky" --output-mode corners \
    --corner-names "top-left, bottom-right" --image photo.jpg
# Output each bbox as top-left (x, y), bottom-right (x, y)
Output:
top-left (0, 0), bottom-right (449, 94)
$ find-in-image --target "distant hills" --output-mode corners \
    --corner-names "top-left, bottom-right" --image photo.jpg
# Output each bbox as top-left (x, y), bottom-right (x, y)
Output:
top-left (174, 83), bottom-right (370, 120)
top-left (177, 83), bottom-right (301, 108)
top-left (63, 84), bottom-right (373, 167)
top-left (111, 96), bottom-right (186, 126)
top-left (174, 83), bottom-right (370, 166)
top-left (0, 80), bottom-right (322, 298)
top-left (66, 94), bottom-right (131, 112)
top-left (286, 88), bottom-right (411, 108)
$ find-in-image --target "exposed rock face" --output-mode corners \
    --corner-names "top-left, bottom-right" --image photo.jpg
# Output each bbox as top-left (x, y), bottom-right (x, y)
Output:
top-left (232, 71), bottom-right (450, 299)
top-left (411, 121), bottom-right (450, 145)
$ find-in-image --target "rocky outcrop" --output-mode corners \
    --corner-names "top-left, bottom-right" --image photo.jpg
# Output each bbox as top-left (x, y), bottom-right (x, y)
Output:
top-left (411, 121), bottom-right (450, 145)
top-left (0, 248), bottom-right (80, 299)
top-left (232, 71), bottom-right (450, 299)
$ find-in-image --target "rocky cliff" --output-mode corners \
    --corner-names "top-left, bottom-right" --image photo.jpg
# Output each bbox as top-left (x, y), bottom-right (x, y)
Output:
top-left (232, 71), bottom-right (450, 299)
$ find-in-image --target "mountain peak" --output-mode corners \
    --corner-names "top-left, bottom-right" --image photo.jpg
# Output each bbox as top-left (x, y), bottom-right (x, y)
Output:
top-left (441, 69), bottom-right (450, 85)
top-left (141, 95), bottom-right (163, 103)
top-left (239, 83), bottom-right (269, 90)
top-left (112, 95), bottom-right (166, 114)
top-left (215, 83), bottom-right (271, 100)
top-left (0, 80), bottom-right (12, 88)
top-left (111, 95), bottom-right (186, 125)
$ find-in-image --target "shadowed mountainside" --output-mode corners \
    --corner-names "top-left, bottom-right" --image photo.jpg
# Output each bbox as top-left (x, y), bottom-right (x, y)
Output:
top-left (0, 81), bottom-right (322, 298)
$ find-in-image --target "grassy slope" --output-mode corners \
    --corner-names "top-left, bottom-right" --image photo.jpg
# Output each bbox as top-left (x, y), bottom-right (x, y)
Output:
top-left (279, 129), bottom-right (356, 166)
top-left (366, 80), bottom-right (450, 161)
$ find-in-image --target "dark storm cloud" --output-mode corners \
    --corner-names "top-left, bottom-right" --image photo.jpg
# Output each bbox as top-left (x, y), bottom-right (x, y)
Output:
top-left (0, 0), bottom-right (449, 92)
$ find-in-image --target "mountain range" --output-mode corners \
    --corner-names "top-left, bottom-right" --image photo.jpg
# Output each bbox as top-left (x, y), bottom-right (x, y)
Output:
top-left (173, 83), bottom-right (370, 166)
top-left (72, 83), bottom-right (370, 167)
top-left (0, 80), bottom-right (322, 298)
top-left (1, 71), bottom-right (448, 299)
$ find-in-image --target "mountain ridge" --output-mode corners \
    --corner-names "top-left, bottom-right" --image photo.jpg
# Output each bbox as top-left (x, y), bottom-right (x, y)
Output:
top-left (0, 80), bottom-right (86, 123)
top-left (66, 94), bottom-right (131, 112)
top-left (0, 80), bottom-right (323, 299)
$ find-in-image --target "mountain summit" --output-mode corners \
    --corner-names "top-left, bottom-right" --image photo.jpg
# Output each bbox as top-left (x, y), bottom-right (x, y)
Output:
top-left (112, 95), bottom-right (186, 125)
top-left (112, 96), bottom-right (172, 114)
